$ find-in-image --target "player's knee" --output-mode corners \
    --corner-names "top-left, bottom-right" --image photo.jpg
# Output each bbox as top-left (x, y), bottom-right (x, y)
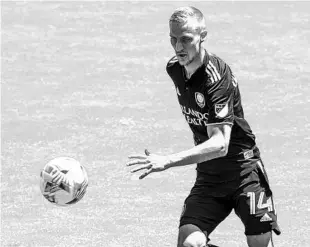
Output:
top-left (182, 231), bottom-right (207, 247)
top-left (246, 231), bottom-right (271, 247)
top-left (178, 224), bottom-right (207, 247)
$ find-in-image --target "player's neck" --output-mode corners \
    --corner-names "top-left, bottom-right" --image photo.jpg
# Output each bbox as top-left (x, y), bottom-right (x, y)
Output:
top-left (184, 49), bottom-right (206, 79)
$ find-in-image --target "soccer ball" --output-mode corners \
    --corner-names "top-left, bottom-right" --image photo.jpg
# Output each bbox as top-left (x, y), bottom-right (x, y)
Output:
top-left (40, 157), bottom-right (88, 206)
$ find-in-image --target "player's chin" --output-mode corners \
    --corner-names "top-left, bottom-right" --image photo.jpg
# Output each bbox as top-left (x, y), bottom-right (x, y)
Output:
top-left (177, 57), bottom-right (188, 66)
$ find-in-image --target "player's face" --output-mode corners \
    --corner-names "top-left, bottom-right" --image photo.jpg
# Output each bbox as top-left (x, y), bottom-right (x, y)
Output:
top-left (169, 21), bottom-right (202, 66)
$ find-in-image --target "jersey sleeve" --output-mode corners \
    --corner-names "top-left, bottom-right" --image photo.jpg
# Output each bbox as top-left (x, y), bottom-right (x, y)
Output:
top-left (206, 65), bottom-right (236, 125)
top-left (166, 56), bottom-right (178, 78)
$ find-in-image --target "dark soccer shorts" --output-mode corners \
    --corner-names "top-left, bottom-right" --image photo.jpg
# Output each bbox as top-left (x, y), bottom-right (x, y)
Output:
top-left (179, 159), bottom-right (281, 237)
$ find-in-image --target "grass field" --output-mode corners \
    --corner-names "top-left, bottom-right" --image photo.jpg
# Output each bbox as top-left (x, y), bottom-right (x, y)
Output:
top-left (1, 1), bottom-right (310, 246)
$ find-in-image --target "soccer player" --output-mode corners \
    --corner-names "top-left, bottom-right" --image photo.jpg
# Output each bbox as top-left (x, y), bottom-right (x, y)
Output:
top-left (126, 6), bottom-right (281, 247)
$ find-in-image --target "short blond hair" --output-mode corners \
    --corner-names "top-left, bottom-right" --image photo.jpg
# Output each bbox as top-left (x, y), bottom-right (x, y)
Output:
top-left (169, 6), bottom-right (207, 33)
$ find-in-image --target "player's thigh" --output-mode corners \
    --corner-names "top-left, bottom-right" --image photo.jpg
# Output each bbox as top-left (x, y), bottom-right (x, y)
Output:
top-left (178, 193), bottom-right (232, 245)
top-left (246, 231), bottom-right (271, 247)
top-left (234, 160), bottom-right (280, 236)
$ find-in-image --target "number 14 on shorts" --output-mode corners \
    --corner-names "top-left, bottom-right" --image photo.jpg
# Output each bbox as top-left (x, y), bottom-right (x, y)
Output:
top-left (247, 191), bottom-right (275, 215)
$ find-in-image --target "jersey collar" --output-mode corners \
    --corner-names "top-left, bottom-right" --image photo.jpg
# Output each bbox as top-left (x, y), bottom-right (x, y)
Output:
top-left (182, 49), bottom-right (210, 85)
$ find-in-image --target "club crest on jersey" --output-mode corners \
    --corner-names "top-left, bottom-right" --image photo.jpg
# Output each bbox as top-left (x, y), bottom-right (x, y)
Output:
top-left (195, 92), bottom-right (205, 108)
top-left (215, 103), bottom-right (229, 118)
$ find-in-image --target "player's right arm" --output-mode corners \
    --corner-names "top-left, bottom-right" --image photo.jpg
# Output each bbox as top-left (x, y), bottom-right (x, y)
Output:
top-left (127, 60), bottom-right (237, 178)
top-left (167, 58), bottom-right (236, 165)
top-left (127, 122), bottom-right (232, 179)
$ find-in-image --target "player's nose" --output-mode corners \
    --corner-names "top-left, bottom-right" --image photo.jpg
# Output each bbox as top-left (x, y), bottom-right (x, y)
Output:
top-left (175, 40), bottom-right (183, 52)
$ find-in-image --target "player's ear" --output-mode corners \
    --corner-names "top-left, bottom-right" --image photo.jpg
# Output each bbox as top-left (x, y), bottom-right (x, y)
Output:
top-left (200, 30), bottom-right (208, 42)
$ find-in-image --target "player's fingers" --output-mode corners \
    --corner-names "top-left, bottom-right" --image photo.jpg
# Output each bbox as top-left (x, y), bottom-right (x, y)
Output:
top-left (126, 159), bottom-right (150, 166)
top-left (130, 164), bottom-right (152, 173)
top-left (139, 168), bottom-right (152, 179)
top-left (128, 155), bottom-right (148, 159)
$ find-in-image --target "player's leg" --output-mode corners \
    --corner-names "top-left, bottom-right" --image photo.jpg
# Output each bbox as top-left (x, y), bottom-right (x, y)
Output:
top-left (177, 224), bottom-right (207, 247)
top-left (177, 224), bottom-right (221, 247)
top-left (246, 232), bottom-right (271, 247)
top-left (234, 159), bottom-right (281, 247)
top-left (177, 192), bottom-right (232, 247)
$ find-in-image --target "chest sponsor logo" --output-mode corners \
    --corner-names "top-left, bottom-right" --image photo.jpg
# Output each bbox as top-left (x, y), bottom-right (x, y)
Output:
top-left (180, 105), bottom-right (209, 127)
top-left (215, 103), bottom-right (229, 118)
top-left (195, 92), bottom-right (205, 108)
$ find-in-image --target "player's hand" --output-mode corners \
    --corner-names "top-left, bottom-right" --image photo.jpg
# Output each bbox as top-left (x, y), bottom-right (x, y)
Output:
top-left (126, 149), bottom-right (172, 179)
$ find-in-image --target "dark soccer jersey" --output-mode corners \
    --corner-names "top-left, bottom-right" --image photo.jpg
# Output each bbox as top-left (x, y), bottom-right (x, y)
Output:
top-left (166, 51), bottom-right (259, 178)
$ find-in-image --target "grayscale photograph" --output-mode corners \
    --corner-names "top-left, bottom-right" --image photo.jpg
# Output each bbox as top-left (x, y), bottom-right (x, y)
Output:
top-left (1, 1), bottom-right (309, 247)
